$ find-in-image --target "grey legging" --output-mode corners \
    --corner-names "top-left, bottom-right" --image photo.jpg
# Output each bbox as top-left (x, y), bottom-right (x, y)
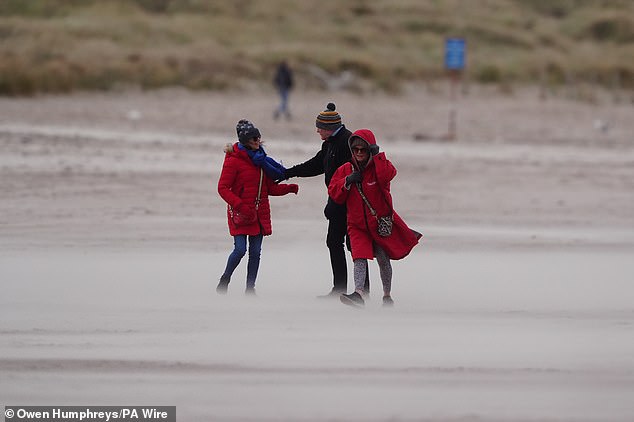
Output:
top-left (353, 243), bottom-right (392, 295)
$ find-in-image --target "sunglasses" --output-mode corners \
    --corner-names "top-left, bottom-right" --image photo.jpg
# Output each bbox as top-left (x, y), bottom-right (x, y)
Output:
top-left (352, 147), bottom-right (369, 153)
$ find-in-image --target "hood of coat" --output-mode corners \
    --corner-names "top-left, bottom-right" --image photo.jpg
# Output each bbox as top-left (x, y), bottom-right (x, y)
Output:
top-left (348, 128), bottom-right (377, 170)
top-left (349, 128), bottom-right (377, 147)
top-left (224, 142), bottom-right (250, 159)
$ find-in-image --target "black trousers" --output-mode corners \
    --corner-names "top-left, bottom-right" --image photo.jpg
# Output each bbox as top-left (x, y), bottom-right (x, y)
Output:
top-left (325, 200), bottom-right (370, 293)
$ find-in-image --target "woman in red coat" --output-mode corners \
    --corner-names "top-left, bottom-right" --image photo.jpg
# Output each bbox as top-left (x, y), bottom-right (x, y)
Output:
top-left (328, 128), bottom-right (421, 307)
top-left (217, 120), bottom-right (298, 295)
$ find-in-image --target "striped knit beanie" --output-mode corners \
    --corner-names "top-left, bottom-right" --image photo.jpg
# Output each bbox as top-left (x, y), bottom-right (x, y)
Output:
top-left (315, 102), bottom-right (342, 130)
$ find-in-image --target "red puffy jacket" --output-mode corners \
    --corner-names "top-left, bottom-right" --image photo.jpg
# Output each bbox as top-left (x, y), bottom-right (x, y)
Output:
top-left (328, 129), bottom-right (421, 260)
top-left (218, 142), bottom-right (296, 236)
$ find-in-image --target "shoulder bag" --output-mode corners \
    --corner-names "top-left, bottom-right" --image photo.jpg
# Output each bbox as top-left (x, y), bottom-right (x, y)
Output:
top-left (229, 169), bottom-right (263, 226)
top-left (355, 182), bottom-right (393, 237)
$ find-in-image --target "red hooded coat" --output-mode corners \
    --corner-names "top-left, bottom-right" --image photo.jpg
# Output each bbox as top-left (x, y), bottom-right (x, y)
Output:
top-left (328, 129), bottom-right (421, 260)
top-left (218, 142), bottom-right (296, 236)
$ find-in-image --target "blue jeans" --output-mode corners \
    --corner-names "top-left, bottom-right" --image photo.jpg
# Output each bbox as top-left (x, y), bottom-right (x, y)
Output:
top-left (221, 235), bottom-right (263, 288)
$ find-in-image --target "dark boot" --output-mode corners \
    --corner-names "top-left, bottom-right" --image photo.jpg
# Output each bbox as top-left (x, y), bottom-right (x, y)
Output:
top-left (317, 288), bottom-right (346, 299)
top-left (216, 275), bottom-right (230, 294)
top-left (340, 292), bottom-right (365, 308)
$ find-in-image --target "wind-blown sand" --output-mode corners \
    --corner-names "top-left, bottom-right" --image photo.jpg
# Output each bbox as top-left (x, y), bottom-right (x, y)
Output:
top-left (1, 86), bottom-right (633, 421)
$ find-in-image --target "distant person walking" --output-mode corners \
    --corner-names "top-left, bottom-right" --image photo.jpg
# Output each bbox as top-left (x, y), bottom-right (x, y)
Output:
top-left (281, 103), bottom-right (369, 297)
top-left (217, 119), bottom-right (299, 295)
top-left (273, 60), bottom-right (294, 120)
top-left (328, 129), bottom-right (421, 307)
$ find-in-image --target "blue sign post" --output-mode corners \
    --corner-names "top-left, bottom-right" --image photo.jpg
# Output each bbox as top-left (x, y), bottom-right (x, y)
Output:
top-left (445, 38), bottom-right (466, 71)
top-left (444, 38), bottom-right (466, 140)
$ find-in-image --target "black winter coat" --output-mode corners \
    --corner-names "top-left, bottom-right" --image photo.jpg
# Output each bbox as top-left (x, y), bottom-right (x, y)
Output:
top-left (274, 63), bottom-right (294, 90)
top-left (285, 125), bottom-right (353, 187)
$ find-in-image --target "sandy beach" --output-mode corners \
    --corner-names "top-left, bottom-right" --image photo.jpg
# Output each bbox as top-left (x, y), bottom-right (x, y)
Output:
top-left (1, 86), bottom-right (633, 421)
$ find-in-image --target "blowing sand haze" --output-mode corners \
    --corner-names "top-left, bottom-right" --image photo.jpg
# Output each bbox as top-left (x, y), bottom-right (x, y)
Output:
top-left (1, 88), bottom-right (633, 421)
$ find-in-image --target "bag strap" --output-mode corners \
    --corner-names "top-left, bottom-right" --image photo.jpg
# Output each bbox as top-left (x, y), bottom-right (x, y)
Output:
top-left (355, 178), bottom-right (393, 219)
top-left (254, 168), bottom-right (264, 210)
top-left (355, 182), bottom-right (377, 217)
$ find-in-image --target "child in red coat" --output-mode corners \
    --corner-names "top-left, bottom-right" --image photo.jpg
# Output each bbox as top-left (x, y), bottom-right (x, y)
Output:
top-left (328, 129), bottom-right (421, 307)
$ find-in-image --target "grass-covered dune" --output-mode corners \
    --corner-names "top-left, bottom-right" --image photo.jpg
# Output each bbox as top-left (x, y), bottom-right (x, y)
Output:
top-left (1, 0), bottom-right (633, 96)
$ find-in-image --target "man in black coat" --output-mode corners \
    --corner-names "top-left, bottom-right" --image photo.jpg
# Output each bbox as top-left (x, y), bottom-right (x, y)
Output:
top-left (283, 103), bottom-right (369, 297)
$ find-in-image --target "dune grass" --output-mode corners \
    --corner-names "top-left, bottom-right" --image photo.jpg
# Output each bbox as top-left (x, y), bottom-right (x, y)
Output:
top-left (1, 0), bottom-right (633, 96)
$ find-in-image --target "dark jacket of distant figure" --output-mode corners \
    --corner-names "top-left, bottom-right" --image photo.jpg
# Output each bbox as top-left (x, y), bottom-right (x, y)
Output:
top-left (273, 62), bottom-right (294, 91)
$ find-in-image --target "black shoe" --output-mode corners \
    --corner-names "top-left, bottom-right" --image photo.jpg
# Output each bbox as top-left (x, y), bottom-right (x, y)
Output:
top-left (340, 292), bottom-right (365, 308)
top-left (317, 289), bottom-right (345, 299)
top-left (245, 287), bottom-right (257, 296)
top-left (216, 276), bottom-right (230, 294)
top-left (382, 296), bottom-right (394, 307)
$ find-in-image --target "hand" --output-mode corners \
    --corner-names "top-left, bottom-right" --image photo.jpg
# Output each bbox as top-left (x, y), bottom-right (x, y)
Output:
top-left (274, 169), bottom-right (288, 183)
top-left (289, 184), bottom-right (299, 194)
top-left (345, 171), bottom-right (362, 187)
